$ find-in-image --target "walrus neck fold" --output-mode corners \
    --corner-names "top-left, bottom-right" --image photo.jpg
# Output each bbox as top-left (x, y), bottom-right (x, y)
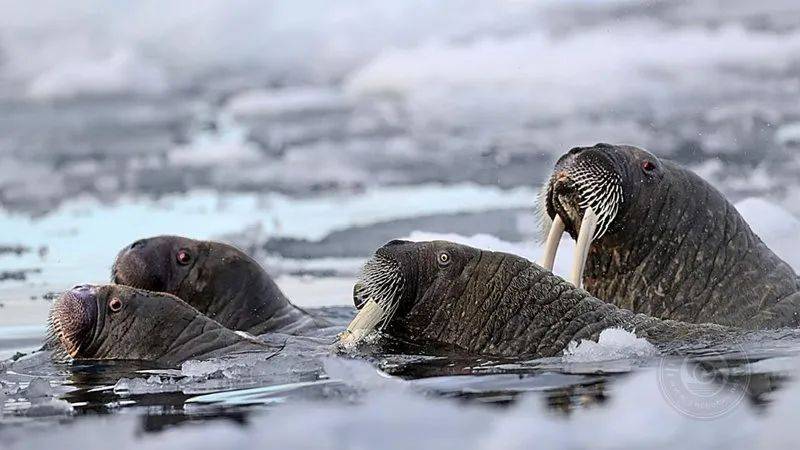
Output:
top-left (203, 267), bottom-right (322, 336)
top-left (159, 311), bottom-right (270, 365)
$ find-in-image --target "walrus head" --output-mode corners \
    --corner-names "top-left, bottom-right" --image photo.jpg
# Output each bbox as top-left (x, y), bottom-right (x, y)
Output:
top-left (111, 236), bottom-right (307, 334)
top-left (539, 143), bottom-right (800, 327)
top-left (47, 284), bottom-right (261, 365)
top-left (540, 143), bottom-right (664, 286)
top-left (341, 239), bottom-right (484, 346)
top-left (111, 235), bottom-right (209, 300)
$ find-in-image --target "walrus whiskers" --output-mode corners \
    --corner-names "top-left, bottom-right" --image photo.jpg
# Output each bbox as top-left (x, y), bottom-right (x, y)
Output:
top-left (45, 313), bottom-right (72, 363)
top-left (544, 151), bottom-right (623, 286)
top-left (338, 254), bottom-right (405, 346)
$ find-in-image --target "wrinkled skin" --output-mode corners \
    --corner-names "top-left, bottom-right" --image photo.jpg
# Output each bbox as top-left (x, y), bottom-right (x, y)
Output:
top-left (47, 284), bottom-right (269, 366)
top-left (544, 144), bottom-right (800, 328)
top-left (355, 240), bottom-right (734, 358)
top-left (112, 236), bottom-right (328, 335)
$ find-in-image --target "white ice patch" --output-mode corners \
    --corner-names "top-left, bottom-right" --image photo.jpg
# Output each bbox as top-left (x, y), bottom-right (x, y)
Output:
top-left (168, 112), bottom-right (264, 167)
top-left (736, 197), bottom-right (800, 270)
top-left (563, 328), bottom-right (658, 363)
top-left (346, 23), bottom-right (800, 130)
top-left (225, 87), bottom-right (351, 119)
top-left (0, 0), bottom-right (555, 91)
top-left (775, 122), bottom-right (800, 146)
top-left (27, 49), bottom-right (167, 100)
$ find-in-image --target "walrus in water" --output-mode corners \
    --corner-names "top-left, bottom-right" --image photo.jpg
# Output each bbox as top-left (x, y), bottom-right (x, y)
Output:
top-left (112, 236), bottom-right (329, 335)
top-left (539, 143), bottom-right (800, 328)
top-left (46, 284), bottom-right (271, 366)
top-left (340, 240), bottom-right (734, 358)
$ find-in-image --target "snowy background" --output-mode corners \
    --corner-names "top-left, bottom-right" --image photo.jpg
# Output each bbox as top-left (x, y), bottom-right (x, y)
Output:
top-left (3, 0), bottom-right (800, 447)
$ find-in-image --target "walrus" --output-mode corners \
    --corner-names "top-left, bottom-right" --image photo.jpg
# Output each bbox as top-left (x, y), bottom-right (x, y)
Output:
top-left (111, 236), bottom-right (329, 335)
top-left (46, 284), bottom-right (271, 366)
top-left (340, 240), bottom-right (736, 358)
top-left (539, 143), bottom-right (800, 328)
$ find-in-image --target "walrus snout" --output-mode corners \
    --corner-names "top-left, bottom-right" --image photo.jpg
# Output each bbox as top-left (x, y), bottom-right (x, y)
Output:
top-left (48, 285), bottom-right (100, 358)
top-left (541, 144), bottom-right (625, 286)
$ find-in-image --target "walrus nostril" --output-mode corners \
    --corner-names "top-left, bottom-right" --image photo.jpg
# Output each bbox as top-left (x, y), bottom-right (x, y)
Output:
top-left (68, 284), bottom-right (98, 303)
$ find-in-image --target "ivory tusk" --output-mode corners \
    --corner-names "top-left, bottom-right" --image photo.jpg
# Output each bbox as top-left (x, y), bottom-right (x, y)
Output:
top-left (570, 207), bottom-right (598, 288)
top-left (539, 215), bottom-right (565, 271)
top-left (338, 299), bottom-right (386, 346)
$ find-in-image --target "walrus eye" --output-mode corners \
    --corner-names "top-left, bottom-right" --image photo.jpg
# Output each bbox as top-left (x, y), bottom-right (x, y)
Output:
top-left (438, 252), bottom-right (451, 266)
top-left (641, 160), bottom-right (657, 174)
top-left (108, 298), bottom-right (123, 312)
top-left (176, 249), bottom-right (192, 265)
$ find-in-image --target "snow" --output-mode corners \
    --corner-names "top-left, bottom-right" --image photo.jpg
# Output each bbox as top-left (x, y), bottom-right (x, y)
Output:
top-left (225, 87), bottom-right (351, 119)
top-left (736, 197), bottom-right (800, 270)
top-left (167, 113), bottom-right (264, 168)
top-left (27, 50), bottom-right (167, 100)
top-left (345, 23), bottom-right (800, 137)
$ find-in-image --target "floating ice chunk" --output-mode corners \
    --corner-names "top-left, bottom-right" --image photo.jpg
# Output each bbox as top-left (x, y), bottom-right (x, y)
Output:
top-left (27, 49), bottom-right (167, 100)
top-left (322, 357), bottom-right (400, 391)
top-left (113, 376), bottom-right (180, 396)
top-left (563, 328), bottom-right (659, 363)
top-left (24, 378), bottom-right (53, 398)
top-left (23, 399), bottom-right (74, 417)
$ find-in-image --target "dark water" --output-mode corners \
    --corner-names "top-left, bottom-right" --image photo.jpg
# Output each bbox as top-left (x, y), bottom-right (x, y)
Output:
top-left (3, 305), bottom-right (800, 442)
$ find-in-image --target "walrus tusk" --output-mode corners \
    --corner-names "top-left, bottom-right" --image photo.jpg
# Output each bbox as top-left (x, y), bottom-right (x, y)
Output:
top-left (540, 215), bottom-right (565, 271)
top-left (338, 299), bottom-right (387, 346)
top-left (570, 206), bottom-right (598, 288)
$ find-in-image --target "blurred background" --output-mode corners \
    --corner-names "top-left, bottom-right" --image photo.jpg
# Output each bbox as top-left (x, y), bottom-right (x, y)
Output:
top-left (2, 0), bottom-right (800, 329)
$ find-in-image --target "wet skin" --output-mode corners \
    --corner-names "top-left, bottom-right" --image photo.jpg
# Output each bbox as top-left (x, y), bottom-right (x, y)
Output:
top-left (112, 236), bottom-right (329, 335)
top-left (542, 143), bottom-right (800, 328)
top-left (47, 284), bottom-right (271, 366)
top-left (350, 240), bottom-right (735, 358)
